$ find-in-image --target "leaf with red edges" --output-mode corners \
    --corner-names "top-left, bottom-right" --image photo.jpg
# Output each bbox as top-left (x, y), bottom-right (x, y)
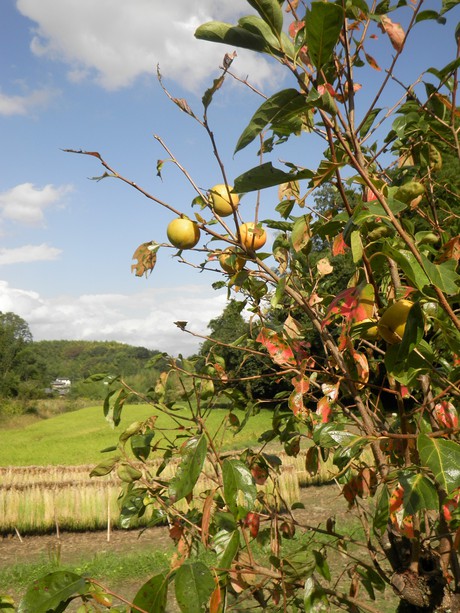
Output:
top-left (256, 328), bottom-right (296, 365)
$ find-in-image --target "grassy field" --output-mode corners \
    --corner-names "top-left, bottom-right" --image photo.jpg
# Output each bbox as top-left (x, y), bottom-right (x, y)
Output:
top-left (0, 403), bottom-right (274, 466)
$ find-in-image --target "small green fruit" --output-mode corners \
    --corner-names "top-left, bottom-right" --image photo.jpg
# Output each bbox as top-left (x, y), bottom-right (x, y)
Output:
top-left (377, 299), bottom-right (414, 344)
top-left (394, 181), bottom-right (425, 203)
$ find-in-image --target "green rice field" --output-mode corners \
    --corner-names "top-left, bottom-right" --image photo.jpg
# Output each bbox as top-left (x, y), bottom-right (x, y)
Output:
top-left (0, 403), bottom-right (273, 466)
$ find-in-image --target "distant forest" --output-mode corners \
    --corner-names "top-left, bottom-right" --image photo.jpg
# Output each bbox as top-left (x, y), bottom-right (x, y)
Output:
top-left (0, 311), bottom-right (168, 405)
top-left (33, 339), bottom-right (162, 382)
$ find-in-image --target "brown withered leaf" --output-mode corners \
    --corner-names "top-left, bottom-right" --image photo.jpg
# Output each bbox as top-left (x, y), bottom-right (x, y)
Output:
top-left (379, 16), bottom-right (405, 52)
top-left (285, 0), bottom-right (300, 12)
top-left (131, 241), bottom-right (159, 277)
top-left (365, 51), bottom-right (381, 71)
top-left (437, 235), bottom-right (460, 263)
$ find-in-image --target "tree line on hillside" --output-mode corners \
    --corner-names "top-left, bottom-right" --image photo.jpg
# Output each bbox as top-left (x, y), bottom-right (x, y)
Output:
top-left (0, 312), bottom-right (166, 404)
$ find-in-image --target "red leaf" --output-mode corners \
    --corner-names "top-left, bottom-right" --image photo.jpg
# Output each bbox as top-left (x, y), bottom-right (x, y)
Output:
top-left (209, 584), bottom-right (222, 613)
top-left (364, 187), bottom-right (378, 202)
top-left (257, 328), bottom-right (295, 366)
top-left (332, 232), bottom-right (349, 256)
top-left (323, 285), bottom-right (374, 327)
top-left (434, 401), bottom-right (458, 429)
top-left (288, 20), bottom-right (304, 38)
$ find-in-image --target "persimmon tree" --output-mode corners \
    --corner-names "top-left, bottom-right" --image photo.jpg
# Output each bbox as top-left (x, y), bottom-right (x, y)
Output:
top-left (11, 0), bottom-right (460, 612)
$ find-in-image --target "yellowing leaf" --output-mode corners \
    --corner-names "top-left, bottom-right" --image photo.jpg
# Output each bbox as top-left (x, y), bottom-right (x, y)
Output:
top-left (379, 16), bottom-right (405, 52)
top-left (317, 257), bottom-right (333, 276)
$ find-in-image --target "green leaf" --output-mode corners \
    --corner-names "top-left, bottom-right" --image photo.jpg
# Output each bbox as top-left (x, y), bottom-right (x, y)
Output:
top-left (396, 301), bottom-right (425, 361)
top-left (313, 550), bottom-right (331, 581)
top-left (420, 255), bottom-right (460, 295)
top-left (18, 572), bottom-right (87, 613)
top-left (350, 230), bottom-right (363, 263)
top-left (174, 562), bottom-right (215, 613)
top-left (291, 216), bottom-right (311, 252)
top-left (418, 434), bottom-right (460, 494)
top-left (202, 75), bottom-right (225, 111)
top-left (384, 342), bottom-right (430, 385)
top-left (246, 0), bottom-right (283, 34)
top-left (223, 458), bottom-right (257, 519)
top-left (304, 2), bottom-right (344, 70)
top-left (440, 0), bottom-right (460, 15)
top-left (359, 108), bottom-right (382, 138)
top-left (213, 529), bottom-right (240, 570)
top-left (415, 10), bottom-right (443, 22)
top-left (117, 463), bottom-right (142, 483)
top-left (373, 486), bottom-right (390, 536)
top-left (235, 89), bottom-right (308, 153)
top-left (234, 161), bottom-right (313, 192)
top-left (132, 571), bottom-right (169, 613)
top-left (313, 423), bottom-right (356, 449)
top-left (381, 245), bottom-right (429, 291)
top-left (119, 486), bottom-right (147, 528)
top-left (131, 431), bottom-right (155, 461)
top-left (399, 473), bottom-right (438, 515)
top-left (103, 387), bottom-right (130, 427)
top-left (195, 21), bottom-right (268, 54)
top-left (169, 435), bottom-right (207, 502)
top-left (89, 455), bottom-right (119, 477)
top-left (238, 15), bottom-right (281, 50)
top-left (304, 577), bottom-right (329, 611)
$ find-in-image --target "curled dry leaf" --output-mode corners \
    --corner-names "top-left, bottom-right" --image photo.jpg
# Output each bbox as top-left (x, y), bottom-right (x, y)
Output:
top-left (379, 16), bottom-right (405, 52)
top-left (131, 241), bottom-right (158, 277)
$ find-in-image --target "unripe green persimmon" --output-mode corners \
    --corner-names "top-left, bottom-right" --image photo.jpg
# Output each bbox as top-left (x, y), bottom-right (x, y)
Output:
top-left (394, 181), bottom-right (425, 204)
top-left (166, 218), bottom-right (200, 249)
top-left (377, 299), bottom-right (414, 344)
top-left (209, 184), bottom-right (239, 217)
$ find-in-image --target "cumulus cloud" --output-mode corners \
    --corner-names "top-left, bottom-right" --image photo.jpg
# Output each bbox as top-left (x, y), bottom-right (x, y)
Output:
top-left (16, 0), bottom-right (283, 91)
top-left (0, 280), bottom-right (228, 355)
top-left (0, 87), bottom-right (57, 116)
top-left (0, 182), bottom-right (72, 226)
top-left (0, 244), bottom-right (62, 265)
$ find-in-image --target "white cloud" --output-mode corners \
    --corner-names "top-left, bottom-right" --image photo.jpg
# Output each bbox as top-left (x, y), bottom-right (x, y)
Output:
top-left (0, 183), bottom-right (72, 226)
top-left (0, 244), bottom-right (62, 265)
top-left (0, 87), bottom-right (57, 116)
top-left (16, 0), bottom-right (283, 92)
top-left (0, 280), bottom-right (228, 355)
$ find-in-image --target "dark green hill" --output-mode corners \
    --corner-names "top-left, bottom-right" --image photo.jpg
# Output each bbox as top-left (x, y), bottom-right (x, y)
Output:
top-left (16, 340), bottom-right (168, 402)
top-left (33, 339), bottom-right (162, 381)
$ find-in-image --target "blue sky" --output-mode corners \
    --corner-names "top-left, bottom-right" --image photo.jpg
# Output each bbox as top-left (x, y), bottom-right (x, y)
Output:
top-left (0, 0), bottom-right (458, 355)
